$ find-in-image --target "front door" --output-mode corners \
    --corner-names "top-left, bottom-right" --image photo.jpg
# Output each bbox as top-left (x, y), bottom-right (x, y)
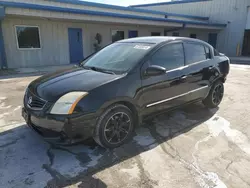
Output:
top-left (140, 42), bottom-right (187, 116)
top-left (128, 30), bottom-right (138, 38)
top-left (208, 33), bottom-right (217, 48)
top-left (68, 28), bottom-right (84, 64)
top-left (242, 30), bottom-right (250, 56)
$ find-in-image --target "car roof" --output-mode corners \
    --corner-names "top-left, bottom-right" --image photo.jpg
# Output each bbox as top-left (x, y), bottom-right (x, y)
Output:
top-left (119, 36), bottom-right (210, 46)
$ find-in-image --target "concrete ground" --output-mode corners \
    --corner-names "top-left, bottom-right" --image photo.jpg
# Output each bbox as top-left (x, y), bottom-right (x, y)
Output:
top-left (0, 64), bottom-right (250, 188)
top-left (0, 65), bottom-right (74, 77)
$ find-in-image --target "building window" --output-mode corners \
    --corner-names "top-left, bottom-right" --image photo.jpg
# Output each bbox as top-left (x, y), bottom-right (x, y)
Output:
top-left (172, 32), bottom-right (179, 36)
top-left (190, 34), bottom-right (197, 39)
top-left (112, 30), bottom-right (125, 43)
top-left (15, 26), bottom-right (41, 49)
top-left (151, 32), bottom-right (161, 36)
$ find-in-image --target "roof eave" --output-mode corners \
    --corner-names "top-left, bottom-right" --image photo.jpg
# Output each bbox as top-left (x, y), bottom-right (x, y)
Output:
top-left (48, 0), bottom-right (210, 21)
top-left (130, 0), bottom-right (212, 8)
top-left (0, 1), bottom-right (226, 29)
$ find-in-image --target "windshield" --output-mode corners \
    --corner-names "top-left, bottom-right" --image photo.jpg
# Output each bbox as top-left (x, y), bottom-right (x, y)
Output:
top-left (82, 42), bottom-right (154, 74)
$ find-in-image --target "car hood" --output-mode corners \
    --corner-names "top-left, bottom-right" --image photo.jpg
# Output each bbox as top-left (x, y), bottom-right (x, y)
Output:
top-left (28, 67), bottom-right (123, 101)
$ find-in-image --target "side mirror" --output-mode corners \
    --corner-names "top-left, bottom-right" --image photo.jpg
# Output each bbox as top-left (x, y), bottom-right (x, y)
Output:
top-left (145, 65), bottom-right (166, 76)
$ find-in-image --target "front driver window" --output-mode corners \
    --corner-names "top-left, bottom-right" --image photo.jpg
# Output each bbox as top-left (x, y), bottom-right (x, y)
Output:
top-left (150, 43), bottom-right (185, 71)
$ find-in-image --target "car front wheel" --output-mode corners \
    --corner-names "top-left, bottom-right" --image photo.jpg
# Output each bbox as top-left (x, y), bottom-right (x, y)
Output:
top-left (203, 80), bottom-right (224, 108)
top-left (93, 104), bottom-right (135, 149)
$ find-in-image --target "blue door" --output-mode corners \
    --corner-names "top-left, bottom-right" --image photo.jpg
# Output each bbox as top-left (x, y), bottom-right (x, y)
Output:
top-left (128, 30), bottom-right (138, 38)
top-left (208, 33), bottom-right (218, 48)
top-left (68, 28), bottom-right (84, 64)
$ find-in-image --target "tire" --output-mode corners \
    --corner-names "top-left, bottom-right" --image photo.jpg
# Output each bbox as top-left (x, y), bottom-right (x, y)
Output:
top-left (203, 80), bottom-right (224, 108)
top-left (93, 104), bottom-right (135, 149)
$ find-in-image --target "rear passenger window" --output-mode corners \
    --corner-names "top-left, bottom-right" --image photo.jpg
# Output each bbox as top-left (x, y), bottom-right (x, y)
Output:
top-left (150, 43), bottom-right (184, 71)
top-left (205, 46), bottom-right (211, 59)
top-left (185, 43), bottom-right (207, 65)
top-left (214, 49), bottom-right (220, 56)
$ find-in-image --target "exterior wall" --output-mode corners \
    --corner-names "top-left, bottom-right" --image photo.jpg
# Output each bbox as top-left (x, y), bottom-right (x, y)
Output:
top-left (2, 17), bottom-right (164, 68)
top-left (5, 7), bottom-right (182, 28)
top-left (0, 20), bottom-right (7, 68)
top-left (0, 0), bottom-right (226, 68)
top-left (138, 0), bottom-right (250, 56)
top-left (246, 7), bottom-right (250, 29)
top-left (0, 0), bottom-right (209, 22)
top-left (0, 0), bottom-right (226, 30)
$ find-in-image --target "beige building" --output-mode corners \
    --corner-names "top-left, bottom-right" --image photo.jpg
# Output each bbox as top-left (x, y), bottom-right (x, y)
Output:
top-left (0, 0), bottom-right (226, 69)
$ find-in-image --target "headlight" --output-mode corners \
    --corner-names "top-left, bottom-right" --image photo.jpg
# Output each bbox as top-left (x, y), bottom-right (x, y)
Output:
top-left (50, 92), bottom-right (88, 115)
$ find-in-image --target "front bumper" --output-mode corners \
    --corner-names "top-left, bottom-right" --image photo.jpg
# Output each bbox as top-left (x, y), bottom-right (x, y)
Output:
top-left (22, 107), bottom-right (98, 145)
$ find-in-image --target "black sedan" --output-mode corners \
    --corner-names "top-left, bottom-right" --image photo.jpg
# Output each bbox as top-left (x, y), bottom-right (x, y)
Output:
top-left (22, 37), bottom-right (230, 148)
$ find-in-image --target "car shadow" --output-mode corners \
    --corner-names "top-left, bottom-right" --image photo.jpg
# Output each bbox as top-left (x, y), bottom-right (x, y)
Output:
top-left (0, 102), bottom-right (218, 188)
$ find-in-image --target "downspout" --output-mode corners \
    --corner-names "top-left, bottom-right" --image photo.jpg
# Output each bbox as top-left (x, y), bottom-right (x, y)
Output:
top-left (0, 6), bottom-right (7, 69)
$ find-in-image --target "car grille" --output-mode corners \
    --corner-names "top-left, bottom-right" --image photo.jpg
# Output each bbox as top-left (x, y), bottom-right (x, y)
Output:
top-left (26, 90), bottom-right (47, 110)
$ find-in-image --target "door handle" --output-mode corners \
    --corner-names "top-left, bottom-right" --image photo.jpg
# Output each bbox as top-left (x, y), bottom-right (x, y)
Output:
top-left (208, 66), bottom-right (215, 70)
top-left (180, 75), bottom-right (187, 80)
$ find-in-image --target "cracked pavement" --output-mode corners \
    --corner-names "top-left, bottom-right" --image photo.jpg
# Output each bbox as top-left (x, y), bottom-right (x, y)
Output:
top-left (1, 64), bottom-right (250, 188)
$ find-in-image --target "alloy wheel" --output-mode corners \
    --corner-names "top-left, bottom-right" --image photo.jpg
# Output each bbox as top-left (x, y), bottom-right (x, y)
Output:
top-left (104, 112), bottom-right (132, 145)
top-left (212, 83), bottom-right (224, 105)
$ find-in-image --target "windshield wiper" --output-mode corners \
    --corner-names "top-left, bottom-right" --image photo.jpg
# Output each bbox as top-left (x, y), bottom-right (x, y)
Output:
top-left (83, 66), bottom-right (116, 75)
top-left (83, 66), bottom-right (96, 71)
top-left (98, 69), bottom-right (116, 75)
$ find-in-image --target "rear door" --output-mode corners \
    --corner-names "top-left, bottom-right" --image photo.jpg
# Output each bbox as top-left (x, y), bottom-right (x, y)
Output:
top-left (140, 42), bottom-right (187, 115)
top-left (181, 42), bottom-right (213, 101)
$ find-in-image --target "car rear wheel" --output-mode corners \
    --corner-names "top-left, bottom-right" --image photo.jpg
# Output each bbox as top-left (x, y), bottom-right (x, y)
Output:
top-left (93, 104), bottom-right (135, 148)
top-left (203, 80), bottom-right (224, 108)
